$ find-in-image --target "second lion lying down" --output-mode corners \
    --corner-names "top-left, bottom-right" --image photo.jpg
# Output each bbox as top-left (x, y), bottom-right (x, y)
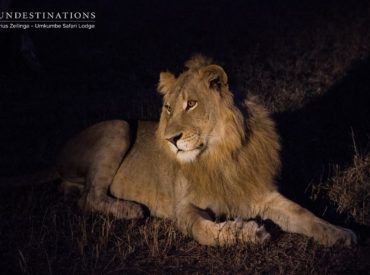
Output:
top-left (58, 55), bottom-right (356, 246)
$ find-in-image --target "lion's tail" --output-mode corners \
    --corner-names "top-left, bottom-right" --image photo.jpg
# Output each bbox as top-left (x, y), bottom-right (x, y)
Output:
top-left (0, 169), bottom-right (59, 188)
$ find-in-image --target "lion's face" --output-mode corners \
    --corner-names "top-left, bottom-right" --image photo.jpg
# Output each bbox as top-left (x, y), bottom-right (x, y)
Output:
top-left (157, 62), bottom-right (234, 163)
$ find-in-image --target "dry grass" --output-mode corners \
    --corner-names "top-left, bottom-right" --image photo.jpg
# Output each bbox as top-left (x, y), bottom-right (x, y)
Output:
top-left (312, 153), bottom-right (370, 226)
top-left (0, 184), bottom-right (366, 274)
top-left (234, 13), bottom-right (370, 113)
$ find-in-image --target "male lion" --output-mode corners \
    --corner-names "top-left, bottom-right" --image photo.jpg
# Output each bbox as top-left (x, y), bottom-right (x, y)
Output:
top-left (58, 55), bottom-right (356, 246)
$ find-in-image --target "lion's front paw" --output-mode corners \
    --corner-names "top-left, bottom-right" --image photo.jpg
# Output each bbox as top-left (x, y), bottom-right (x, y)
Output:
top-left (313, 221), bottom-right (357, 246)
top-left (236, 219), bottom-right (271, 244)
top-left (255, 225), bottom-right (271, 244)
top-left (328, 226), bottom-right (357, 246)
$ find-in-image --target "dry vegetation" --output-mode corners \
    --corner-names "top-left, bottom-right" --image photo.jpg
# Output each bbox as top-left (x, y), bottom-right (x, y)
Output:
top-left (1, 184), bottom-right (366, 274)
top-left (233, 7), bottom-right (370, 113)
top-left (1, 0), bottom-right (370, 274)
top-left (312, 153), bottom-right (370, 226)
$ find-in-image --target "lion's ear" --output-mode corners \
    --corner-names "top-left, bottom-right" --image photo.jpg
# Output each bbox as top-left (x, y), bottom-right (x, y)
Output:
top-left (201, 65), bottom-right (228, 91)
top-left (157, 72), bottom-right (176, 95)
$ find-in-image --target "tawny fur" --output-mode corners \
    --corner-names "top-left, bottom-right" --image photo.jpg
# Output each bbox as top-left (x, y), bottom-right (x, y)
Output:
top-left (58, 55), bottom-right (357, 247)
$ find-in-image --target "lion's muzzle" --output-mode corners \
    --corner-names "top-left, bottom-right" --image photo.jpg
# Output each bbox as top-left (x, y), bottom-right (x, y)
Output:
top-left (165, 132), bottom-right (204, 162)
top-left (166, 133), bottom-right (183, 147)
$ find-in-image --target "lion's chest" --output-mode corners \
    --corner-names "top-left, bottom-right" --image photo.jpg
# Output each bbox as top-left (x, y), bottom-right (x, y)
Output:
top-left (186, 172), bottom-right (247, 217)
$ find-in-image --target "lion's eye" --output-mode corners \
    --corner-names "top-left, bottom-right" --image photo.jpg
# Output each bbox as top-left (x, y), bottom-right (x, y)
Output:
top-left (186, 100), bottom-right (197, 110)
top-left (164, 104), bottom-right (172, 114)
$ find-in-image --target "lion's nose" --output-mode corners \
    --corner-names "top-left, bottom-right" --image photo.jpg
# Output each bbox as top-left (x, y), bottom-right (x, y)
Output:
top-left (166, 133), bottom-right (183, 146)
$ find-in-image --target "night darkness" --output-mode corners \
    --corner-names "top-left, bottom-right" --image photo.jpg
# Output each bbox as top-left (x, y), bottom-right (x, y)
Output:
top-left (1, 0), bottom-right (370, 273)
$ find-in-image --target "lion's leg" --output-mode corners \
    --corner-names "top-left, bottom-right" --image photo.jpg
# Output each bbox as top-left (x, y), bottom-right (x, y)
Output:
top-left (176, 204), bottom-right (270, 246)
top-left (79, 121), bottom-right (144, 219)
top-left (82, 186), bottom-right (144, 219)
top-left (174, 174), bottom-right (270, 246)
top-left (259, 191), bottom-right (356, 246)
top-left (82, 167), bottom-right (145, 220)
